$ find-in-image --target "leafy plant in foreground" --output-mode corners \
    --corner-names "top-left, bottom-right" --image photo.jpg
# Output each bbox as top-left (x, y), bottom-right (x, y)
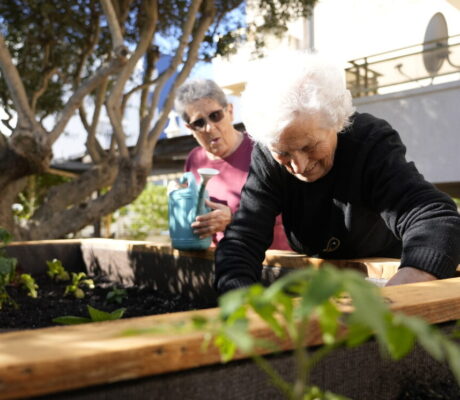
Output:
top-left (212, 266), bottom-right (460, 399)
top-left (126, 265), bottom-right (460, 400)
top-left (64, 272), bottom-right (95, 299)
top-left (53, 305), bottom-right (126, 325)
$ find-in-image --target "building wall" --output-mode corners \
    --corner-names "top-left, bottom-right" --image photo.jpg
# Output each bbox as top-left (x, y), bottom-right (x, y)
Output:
top-left (354, 79), bottom-right (460, 184)
top-left (313, 0), bottom-right (460, 64)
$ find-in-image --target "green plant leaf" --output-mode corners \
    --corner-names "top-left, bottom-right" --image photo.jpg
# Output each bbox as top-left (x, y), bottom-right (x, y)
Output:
top-left (345, 322), bottom-right (374, 347)
top-left (214, 334), bottom-right (238, 362)
top-left (0, 228), bottom-right (12, 245)
top-left (218, 286), bottom-right (251, 319)
top-left (20, 273), bottom-right (38, 298)
top-left (398, 315), bottom-right (444, 361)
top-left (87, 305), bottom-right (126, 322)
top-left (316, 301), bottom-right (341, 345)
top-left (251, 296), bottom-right (285, 338)
top-left (46, 258), bottom-right (70, 281)
top-left (192, 315), bottom-right (208, 329)
top-left (382, 314), bottom-right (415, 359)
top-left (53, 316), bottom-right (92, 325)
top-left (0, 256), bottom-right (17, 278)
top-left (299, 266), bottom-right (343, 317)
top-left (442, 339), bottom-right (460, 384)
top-left (343, 273), bottom-right (388, 339)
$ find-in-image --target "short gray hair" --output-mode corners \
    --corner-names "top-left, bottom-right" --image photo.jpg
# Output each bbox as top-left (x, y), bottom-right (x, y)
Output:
top-left (242, 52), bottom-right (355, 146)
top-left (174, 79), bottom-right (228, 122)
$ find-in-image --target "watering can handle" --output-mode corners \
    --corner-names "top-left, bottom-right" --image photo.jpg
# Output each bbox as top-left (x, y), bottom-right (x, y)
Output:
top-left (178, 172), bottom-right (197, 189)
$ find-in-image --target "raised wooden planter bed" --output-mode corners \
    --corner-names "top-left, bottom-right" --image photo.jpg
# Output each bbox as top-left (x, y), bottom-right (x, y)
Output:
top-left (1, 239), bottom-right (460, 400)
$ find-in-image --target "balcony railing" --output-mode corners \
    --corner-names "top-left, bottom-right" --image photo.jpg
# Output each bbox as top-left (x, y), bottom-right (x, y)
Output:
top-left (346, 34), bottom-right (460, 97)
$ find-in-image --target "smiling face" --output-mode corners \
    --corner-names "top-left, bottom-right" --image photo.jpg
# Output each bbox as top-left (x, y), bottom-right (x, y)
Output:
top-left (185, 98), bottom-right (241, 159)
top-left (269, 113), bottom-right (338, 183)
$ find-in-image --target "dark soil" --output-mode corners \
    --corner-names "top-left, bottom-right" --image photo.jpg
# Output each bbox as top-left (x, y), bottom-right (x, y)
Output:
top-left (0, 273), bottom-right (216, 331)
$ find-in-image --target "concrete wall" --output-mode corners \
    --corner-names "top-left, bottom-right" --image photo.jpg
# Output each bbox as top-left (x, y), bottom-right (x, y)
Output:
top-left (354, 79), bottom-right (460, 184)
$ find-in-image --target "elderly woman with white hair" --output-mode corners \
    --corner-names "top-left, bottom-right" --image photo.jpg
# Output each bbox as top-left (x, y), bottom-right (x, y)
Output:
top-left (214, 53), bottom-right (460, 294)
top-left (174, 78), bottom-right (291, 249)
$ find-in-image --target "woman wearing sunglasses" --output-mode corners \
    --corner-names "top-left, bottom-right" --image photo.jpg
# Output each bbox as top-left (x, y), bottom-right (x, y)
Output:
top-left (174, 79), bottom-right (290, 249)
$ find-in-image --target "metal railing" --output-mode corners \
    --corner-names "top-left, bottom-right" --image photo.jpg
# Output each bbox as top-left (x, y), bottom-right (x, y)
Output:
top-left (346, 34), bottom-right (460, 97)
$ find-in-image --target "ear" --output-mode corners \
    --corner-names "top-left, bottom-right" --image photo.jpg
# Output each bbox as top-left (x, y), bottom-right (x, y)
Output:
top-left (227, 103), bottom-right (234, 119)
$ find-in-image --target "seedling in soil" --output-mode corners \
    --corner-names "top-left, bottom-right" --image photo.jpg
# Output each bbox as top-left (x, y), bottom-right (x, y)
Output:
top-left (46, 258), bottom-right (70, 281)
top-left (64, 272), bottom-right (95, 299)
top-left (0, 227), bottom-right (19, 308)
top-left (53, 305), bottom-right (126, 325)
top-left (106, 287), bottom-right (128, 304)
top-left (19, 273), bottom-right (38, 298)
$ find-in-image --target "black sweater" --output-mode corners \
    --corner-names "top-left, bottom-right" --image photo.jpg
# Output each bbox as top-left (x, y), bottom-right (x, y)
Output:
top-left (215, 113), bottom-right (460, 294)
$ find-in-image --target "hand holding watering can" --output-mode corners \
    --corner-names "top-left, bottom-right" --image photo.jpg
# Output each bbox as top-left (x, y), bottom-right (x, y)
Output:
top-left (168, 168), bottom-right (220, 250)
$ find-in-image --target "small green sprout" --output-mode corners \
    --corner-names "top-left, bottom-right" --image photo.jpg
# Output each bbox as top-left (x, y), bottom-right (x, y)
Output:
top-left (20, 273), bottom-right (38, 298)
top-left (106, 287), bottom-right (128, 304)
top-left (46, 258), bottom-right (70, 281)
top-left (53, 305), bottom-right (126, 325)
top-left (0, 227), bottom-right (18, 309)
top-left (64, 272), bottom-right (95, 299)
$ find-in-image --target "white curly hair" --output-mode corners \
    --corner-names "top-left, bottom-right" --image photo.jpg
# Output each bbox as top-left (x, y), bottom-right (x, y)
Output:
top-left (241, 51), bottom-right (355, 147)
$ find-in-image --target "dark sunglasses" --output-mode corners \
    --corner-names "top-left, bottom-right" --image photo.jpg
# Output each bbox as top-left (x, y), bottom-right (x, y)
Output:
top-left (188, 109), bottom-right (225, 131)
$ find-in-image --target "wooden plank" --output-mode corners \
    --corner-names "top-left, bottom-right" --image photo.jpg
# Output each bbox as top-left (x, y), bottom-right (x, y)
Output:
top-left (381, 277), bottom-right (460, 323)
top-left (1, 278), bottom-right (460, 399)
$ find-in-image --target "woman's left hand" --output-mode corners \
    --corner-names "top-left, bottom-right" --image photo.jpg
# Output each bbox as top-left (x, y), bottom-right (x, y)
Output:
top-left (191, 200), bottom-right (232, 238)
top-left (385, 266), bottom-right (437, 286)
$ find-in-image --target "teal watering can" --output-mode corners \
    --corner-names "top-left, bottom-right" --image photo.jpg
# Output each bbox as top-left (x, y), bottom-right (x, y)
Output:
top-left (168, 168), bottom-right (219, 250)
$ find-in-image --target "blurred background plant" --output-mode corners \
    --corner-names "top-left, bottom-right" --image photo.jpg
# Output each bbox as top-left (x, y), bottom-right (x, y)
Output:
top-left (118, 183), bottom-right (168, 241)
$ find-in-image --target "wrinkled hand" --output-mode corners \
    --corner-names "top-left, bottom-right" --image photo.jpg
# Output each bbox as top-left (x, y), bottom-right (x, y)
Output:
top-left (191, 200), bottom-right (232, 238)
top-left (385, 266), bottom-right (437, 286)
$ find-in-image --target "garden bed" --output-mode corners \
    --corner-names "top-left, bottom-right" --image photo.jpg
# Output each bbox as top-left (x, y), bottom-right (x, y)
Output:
top-left (1, 239), bottom-right (460, 400)
top-left (0, 272), bottom-right (214, 331)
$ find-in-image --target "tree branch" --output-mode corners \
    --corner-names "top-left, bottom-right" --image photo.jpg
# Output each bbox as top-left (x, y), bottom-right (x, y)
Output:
top-left (30, 67), bottom-right (57, 113)
top-left (35, 160), bottom-right (118, 222)
top-left (0, 34), bottom-right (35, 127)
top-left (86, 78), bottom-right (108, 163)
top-left (137, 0), bottom-right (204, 152)
top-left (121, 74), bottom-right (159, 113)
top-left (78, 105), bottom-right (91, 133)
top-left (100, 0), bottom-right (127, 56)
top-left (74, 13), bottom-right (101, 89)
top-left (0, 178), bottom-right (27, 237)
top-left (49, 58), bottom-right (125, 144)
top-left (145, 0), bottom-right (217, 153)
top-left (105, 0), bottom-right (157, 157)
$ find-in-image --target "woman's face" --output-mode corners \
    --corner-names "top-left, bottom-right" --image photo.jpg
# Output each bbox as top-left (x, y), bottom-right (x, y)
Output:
top-left (269, 114), bottom-right (338, 183)
top-left (185, 98), bottom-right (239, 159)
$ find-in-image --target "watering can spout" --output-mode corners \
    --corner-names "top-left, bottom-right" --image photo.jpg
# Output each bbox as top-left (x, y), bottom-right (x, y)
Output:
top-left (196, 168), bottom-right (220, 215)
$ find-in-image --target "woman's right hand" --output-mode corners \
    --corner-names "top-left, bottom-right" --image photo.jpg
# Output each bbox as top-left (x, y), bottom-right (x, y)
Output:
top-left (191, 200), bottom-right (232, 238)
